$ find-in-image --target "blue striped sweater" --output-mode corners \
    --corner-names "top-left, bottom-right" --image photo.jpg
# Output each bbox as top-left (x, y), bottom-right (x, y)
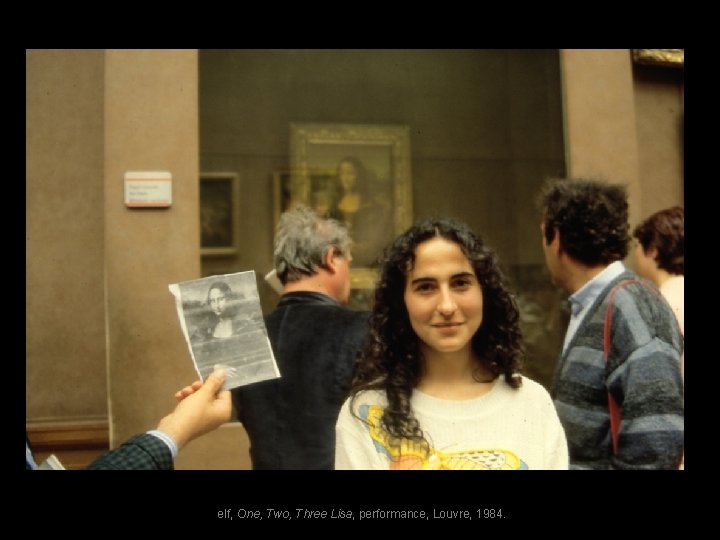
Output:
top-left (551, 270), bottom-right (684, 469)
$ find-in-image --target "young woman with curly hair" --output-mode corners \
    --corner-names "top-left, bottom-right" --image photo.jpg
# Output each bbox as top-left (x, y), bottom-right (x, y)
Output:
top-left (335, 217), bottom-right (568, 470)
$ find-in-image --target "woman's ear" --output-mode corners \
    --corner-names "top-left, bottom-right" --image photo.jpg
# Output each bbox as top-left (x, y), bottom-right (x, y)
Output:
top-left (647, 246), bottom-right (659, 262)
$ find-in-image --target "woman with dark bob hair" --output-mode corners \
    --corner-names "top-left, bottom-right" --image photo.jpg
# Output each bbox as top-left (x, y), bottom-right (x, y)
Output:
top-left (335, 218), bottom-right (568, 469)
top-left (633, 206), bottom-right (684, 380)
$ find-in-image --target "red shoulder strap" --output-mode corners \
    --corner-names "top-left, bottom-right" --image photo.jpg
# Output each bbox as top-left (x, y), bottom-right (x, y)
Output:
top-left (603, 279), bottom-right (662, 455)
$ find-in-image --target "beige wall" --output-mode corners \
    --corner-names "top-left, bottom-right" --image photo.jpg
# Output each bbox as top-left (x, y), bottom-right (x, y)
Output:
top-left (103, 50), bottom-right (201, 445)
top-left (27, 49), bottom-right (249, 469)
top-left (561, 49), bottom-right (684, 230)
top-left (26, 50), bottom-right (107, 422)
top-left (561, 49), bottom-right (643, 228)
top-left (633, 63), bottom-right (684, 216)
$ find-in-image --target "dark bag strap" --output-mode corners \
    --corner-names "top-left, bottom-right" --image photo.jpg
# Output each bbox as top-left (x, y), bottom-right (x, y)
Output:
top-left (603, 279), bottom-right (662, 455)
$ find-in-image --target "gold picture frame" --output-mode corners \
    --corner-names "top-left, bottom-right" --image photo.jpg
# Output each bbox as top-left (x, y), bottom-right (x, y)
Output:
top-left (631, 49), bottom-right (684, 68)
top-left (200, 172), bottom-right (239, 257)
top-left (288, 123), bottom-right (413, 279)
top-left (272, 165), bottom-right (336, 232)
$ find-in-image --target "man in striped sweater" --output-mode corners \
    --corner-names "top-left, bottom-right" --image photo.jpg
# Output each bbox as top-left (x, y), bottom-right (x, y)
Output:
top-left (538, 179), bottom-right (683, 469)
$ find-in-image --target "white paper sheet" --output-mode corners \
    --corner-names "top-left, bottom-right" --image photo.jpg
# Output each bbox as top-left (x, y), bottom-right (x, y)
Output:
top-left (169, 270), bottom-right (280, 390)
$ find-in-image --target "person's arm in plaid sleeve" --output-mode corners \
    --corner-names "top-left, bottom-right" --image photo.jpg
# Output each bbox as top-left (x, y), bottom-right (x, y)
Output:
top-left (87, 370), bottom-right (231, 470)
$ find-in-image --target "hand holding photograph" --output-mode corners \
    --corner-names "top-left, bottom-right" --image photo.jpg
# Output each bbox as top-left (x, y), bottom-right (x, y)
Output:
top-left (169, 271), bottom-right (280, 390)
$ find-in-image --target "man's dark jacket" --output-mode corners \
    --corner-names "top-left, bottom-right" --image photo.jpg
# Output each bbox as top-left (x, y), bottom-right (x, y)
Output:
top-left (232, 291), bottom-right (370, 469)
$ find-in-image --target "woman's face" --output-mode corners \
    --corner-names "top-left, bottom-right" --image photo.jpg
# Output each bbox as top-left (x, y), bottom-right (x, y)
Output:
top-left (209, 287), bottom-right (228, 316)
top-left (403, 237), bottom-right (484, 356)
top-left (338, 161), bottom-right (358, 192)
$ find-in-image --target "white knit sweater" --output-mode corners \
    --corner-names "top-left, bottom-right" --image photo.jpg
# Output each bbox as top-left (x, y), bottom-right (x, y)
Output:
top-left (335, 376), bottom-right (568, 470)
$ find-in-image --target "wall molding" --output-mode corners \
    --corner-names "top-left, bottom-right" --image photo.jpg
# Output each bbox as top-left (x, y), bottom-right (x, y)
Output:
top-left (27, 418), bottom-right (109, 469)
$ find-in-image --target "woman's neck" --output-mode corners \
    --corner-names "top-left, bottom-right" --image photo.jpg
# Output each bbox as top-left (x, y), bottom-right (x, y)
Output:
top-left (653, 268), bottom-right (678, 288)
top-left (213, 318), bottom-right (233, 338)
top-left (416, 347), bottom-right (495, 400)
top-left (337, 192), bottom-right (360, 214)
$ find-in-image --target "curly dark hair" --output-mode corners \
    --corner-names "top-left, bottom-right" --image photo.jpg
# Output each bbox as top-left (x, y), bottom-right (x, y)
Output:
top-left (349, 217), bottom-right (523, 455)
top-left (633, 206), bottom-right (684, 275)
top-left (538, 178), bottom-right (630, 266)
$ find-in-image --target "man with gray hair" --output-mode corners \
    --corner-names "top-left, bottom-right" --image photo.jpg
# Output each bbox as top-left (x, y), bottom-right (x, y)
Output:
top-left (232, 205), bottom-right (370, 469)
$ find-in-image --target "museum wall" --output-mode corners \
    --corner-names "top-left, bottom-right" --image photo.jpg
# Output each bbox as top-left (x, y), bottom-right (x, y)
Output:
top-left (199, 49), bottom-right (566, 391)
top-left (26, 50), bottom-right (107, 426)
top-left (199, 50), bottom-right (566, 302)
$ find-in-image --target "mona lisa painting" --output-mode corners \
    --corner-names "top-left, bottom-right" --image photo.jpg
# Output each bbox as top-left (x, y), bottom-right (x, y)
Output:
top-left (285, 123), bottom-right (413, 281)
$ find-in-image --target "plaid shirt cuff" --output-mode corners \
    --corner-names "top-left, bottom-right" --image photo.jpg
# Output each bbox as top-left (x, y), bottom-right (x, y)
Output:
top-left (147, 430), bottom-right (179, 460)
